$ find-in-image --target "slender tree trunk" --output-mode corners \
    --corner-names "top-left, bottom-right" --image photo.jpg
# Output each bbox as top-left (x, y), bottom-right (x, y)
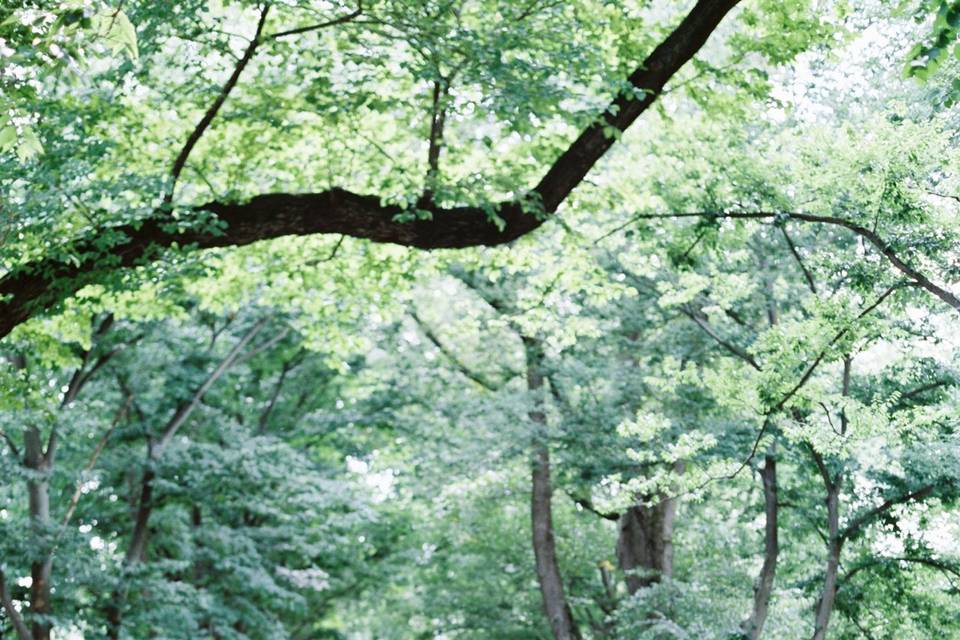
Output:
top-left (740, 453), bottom-right (779, 639)
top-left (105, 464), bottom-right (156, 640)
top-left (616, 494), bottom-right (678, 594)
top-left (525, 338), bottom-right (582, 640)
top-left (125, 467), bottom-right (156, 565)
top-left (811, 357), bottom-right (850, 640)
top-left (812, 484), bottom-right (841, 640)
top-left (106, 319), bottom-right (268, 639)
top-left (23, 428), bottom-right (53, 640)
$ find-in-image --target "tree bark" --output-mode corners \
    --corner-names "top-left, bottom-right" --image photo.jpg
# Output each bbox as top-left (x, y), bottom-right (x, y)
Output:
top-left (616, 494), bottom-right (678, 594)
top-left (23, 428), bottom-right (53, 640)
top-left (811, 358), bottom-right (852, 640)
top-left (808, 439), bottom-right (843, 640)
top-left (0, 0), bottom-right (742, 342)
top-left (740, 453), bottom-right (779, 639)
top-left (14, 318), bottom-right (117, 640)
top-left (525, 339), bottom-right (582, 640)
top-left (812, 484), bottom-right (841, 640)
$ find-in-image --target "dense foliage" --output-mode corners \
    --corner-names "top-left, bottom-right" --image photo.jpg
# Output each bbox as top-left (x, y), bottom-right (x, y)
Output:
top-left (2, 1), bottom-right (960, 639)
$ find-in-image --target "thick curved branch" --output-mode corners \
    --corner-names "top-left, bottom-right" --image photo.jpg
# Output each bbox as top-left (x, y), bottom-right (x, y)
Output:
top-left (531, 0), bottom-right (741, 212)
top-left (0, 0), bottom-right (740, 342)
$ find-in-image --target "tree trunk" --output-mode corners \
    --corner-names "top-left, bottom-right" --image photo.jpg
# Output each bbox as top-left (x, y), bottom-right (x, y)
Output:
top-left (812, 485), bottom-right (841, 640)
top-left (615, 493), bottom-right (678, 594)
top-left (105, 320), bottom-right (267, 638)
top-left (104, 464), bottom-right (155, 640)
top-left (811, 358), bottom-right (850, 640)
top-left (23, 428), bottom-right (53, 640)
top-left (740, 453), bottom-right (779, 639)
top-left (525, 339), bottom-right (582, 640)
top-left (125, 467), bottom-right (155, 565)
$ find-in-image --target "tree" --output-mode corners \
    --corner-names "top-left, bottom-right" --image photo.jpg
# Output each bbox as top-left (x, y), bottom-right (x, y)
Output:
top-left (2, 0), bottom-right (786, 340)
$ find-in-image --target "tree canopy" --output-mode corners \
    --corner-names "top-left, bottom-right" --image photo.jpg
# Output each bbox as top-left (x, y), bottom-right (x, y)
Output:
top-left (2, 0), bottom-right (960, 639)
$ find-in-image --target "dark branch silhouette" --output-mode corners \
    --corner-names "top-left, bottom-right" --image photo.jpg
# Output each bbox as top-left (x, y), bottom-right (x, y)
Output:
top-left (0, 0), bottom-right (742, 341)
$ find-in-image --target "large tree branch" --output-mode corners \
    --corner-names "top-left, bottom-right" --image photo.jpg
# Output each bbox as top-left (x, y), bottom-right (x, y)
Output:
top-left (0, 0), bottom-right (740, 342)
top-left (531, 0), bottom-right (740, 212)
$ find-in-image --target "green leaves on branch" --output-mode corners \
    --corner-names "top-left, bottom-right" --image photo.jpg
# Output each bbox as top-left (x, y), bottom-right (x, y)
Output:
top-left (906, 0), bottom-right (960, 80)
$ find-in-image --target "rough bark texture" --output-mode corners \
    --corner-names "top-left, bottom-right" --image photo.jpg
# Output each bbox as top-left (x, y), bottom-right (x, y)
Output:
top-left (616, 494), bottom-right (678, 594)
top-left (0, 0), bottom-right (741, 342)
top-left (526, 339), bottom-right (582, 640)
top-left (740, 454), bottom-right (779, 640)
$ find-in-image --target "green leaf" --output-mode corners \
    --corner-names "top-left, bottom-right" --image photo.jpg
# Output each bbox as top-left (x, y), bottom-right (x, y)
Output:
top-left (15, 126), bottom-right (42, 160)
top-left (0, 126), bottom-right (17, 151)
top-left (99, 9), bottom-right (139, 60)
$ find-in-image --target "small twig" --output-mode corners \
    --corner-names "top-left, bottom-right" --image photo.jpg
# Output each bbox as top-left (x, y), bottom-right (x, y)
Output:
top-left (61, 396), bottom-right (132, 529)
top-left (0, 570), bottom-right (30, 640)
top-left (0, 429), bottom-right (20, 457)
top-left (897, 379), bottom-right (950, 403)
top-left (926, 190), bottom-right (960, 204)
top-left (410, 310), bottom-right (506, 391)
top-left (257, 351), bottom-right (305, 434)
top-left (600, 209), bottom-right (960, 313)
top-left (702, 283), bottom-right (906, 488)
top-left (819, 402), bottom-right (840, 436)
top-left (188, 163), bottom-right (223, 198)
top-left (233, 326), bottom-right (292, 366)
top-left (304, 235), bottom-right (345, 266)
top-left (680, 305), bottom-right (762, 371)
top-left (841, 483), bottom-right (936, 541)
top-left (154, 318), bottom-right (269, 454)
top-left (779, 225), bottom-right (817, 294)
top-left (567, 491), bottom-right (620, 521)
